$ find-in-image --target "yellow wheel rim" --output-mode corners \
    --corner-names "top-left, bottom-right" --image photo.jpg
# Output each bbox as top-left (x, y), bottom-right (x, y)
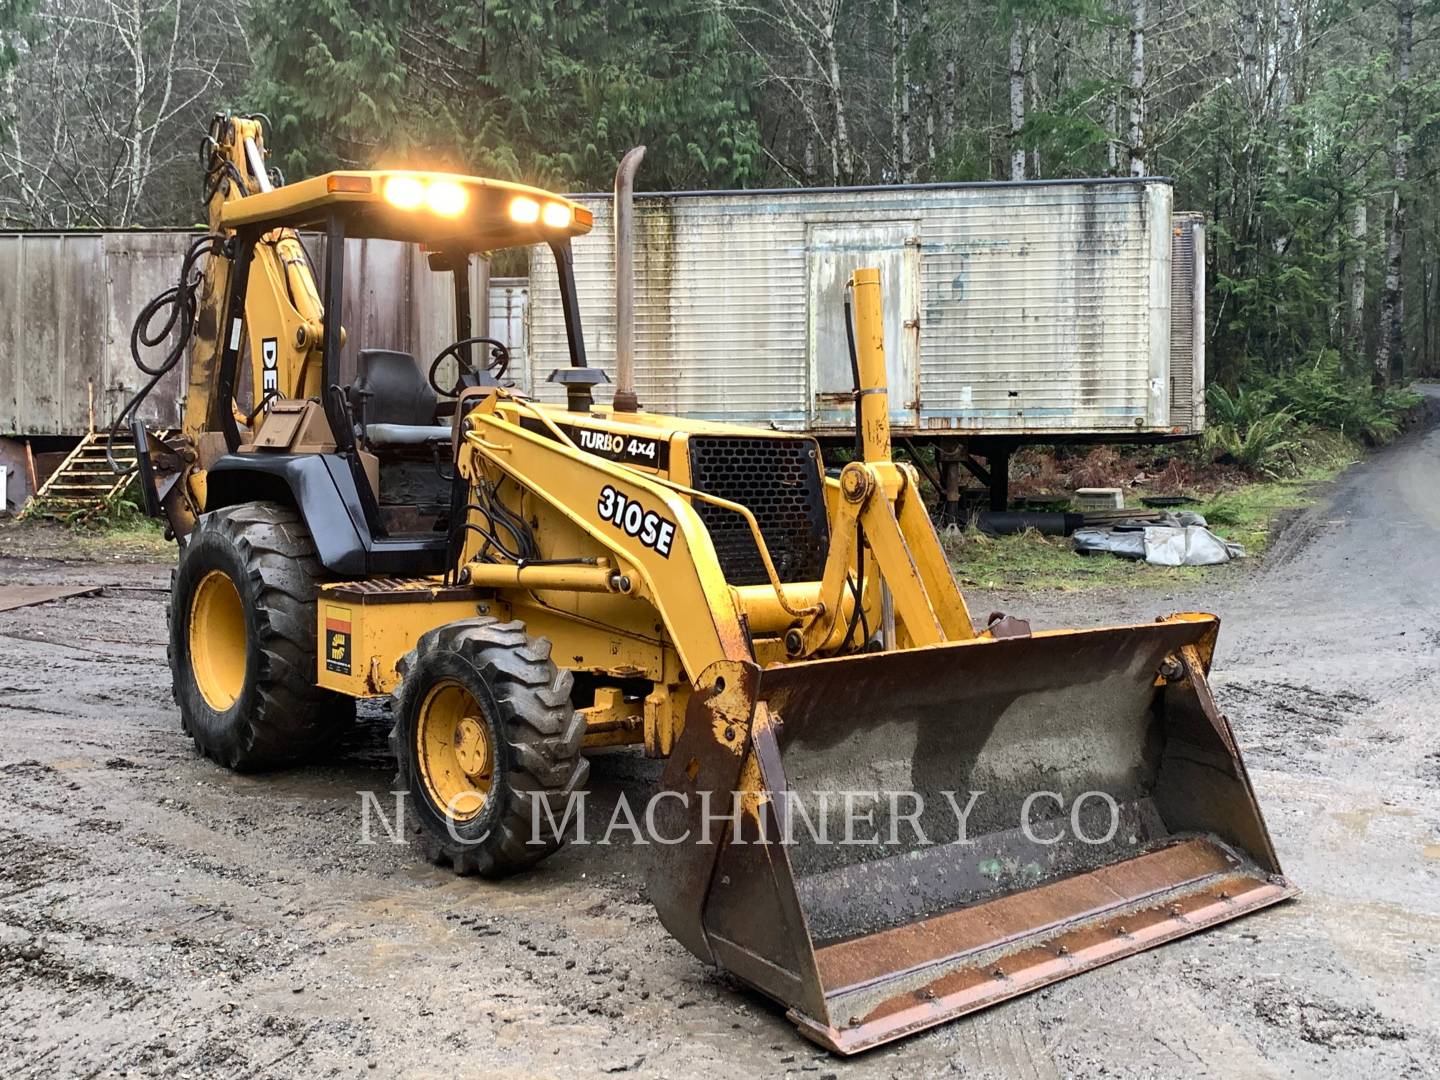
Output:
top-left (189, 570), bottom-right (248, 710)
top-left (416, 680), bottom-right (494, 822)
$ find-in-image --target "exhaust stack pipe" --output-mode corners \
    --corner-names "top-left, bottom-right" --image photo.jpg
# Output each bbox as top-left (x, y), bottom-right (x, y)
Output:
top-left (612, 146), bottom-right (646, 413)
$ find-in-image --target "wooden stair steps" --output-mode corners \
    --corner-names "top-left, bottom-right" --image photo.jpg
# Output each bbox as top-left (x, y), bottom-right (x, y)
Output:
top-left (24, 428), bottom-right (177, 519)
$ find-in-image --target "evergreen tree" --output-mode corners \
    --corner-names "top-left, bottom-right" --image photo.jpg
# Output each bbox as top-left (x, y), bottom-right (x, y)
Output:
top-left (250, 0), bottom-right (766, 190)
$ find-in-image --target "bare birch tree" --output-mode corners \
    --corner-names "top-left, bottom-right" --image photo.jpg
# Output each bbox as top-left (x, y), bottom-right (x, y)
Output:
top-left (1350, 200), bottom-right (1369, 360)
top-left (890, 0), bottom-right (912, 181)
top-left (0, 0), bottom-right (249, 227)
top-left (1127, 0), bottom-right (1145, 175)
top-left (1010, 19), bottom-right (1026, 179)
top-left (714, 0), bottom-right (857, 184)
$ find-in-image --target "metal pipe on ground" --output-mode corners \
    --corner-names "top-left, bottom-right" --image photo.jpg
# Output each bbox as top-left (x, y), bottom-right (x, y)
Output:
top-left (975, 511), bottom-right (1085, 536)
top-left (612, 146), bottom-right (646, 413)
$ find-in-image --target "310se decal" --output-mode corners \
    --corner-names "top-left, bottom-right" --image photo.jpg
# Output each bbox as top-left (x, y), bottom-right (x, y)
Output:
top-left (597, 485), bottom-right (677, 557)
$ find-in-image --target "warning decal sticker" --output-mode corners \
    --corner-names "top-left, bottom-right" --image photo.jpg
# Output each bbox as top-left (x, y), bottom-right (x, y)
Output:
top-left (325, 605), bottom-right (352, 675)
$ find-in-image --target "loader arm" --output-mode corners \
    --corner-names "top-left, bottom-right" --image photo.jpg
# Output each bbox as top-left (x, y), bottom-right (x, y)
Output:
top-left (792, 269), bottom-right (975, 655)
top-left (459, 397), bottom-right (756, 678)
top-left (455, 272), bottom-right (979, 681)
top-left (797, 458), bottom-right (974, 653)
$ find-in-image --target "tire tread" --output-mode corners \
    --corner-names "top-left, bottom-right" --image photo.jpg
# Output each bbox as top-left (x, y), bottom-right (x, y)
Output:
top-left (389, 617), bottom-right (587, 878)
top-left (170, 502), bottom-right (351, 770)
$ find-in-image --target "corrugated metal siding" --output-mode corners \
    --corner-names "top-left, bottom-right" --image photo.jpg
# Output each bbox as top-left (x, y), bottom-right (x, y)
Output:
top-left (101, 233), bottom-right (194, 432)
top-left (3, 234), bottom-right (109, 436)
top-left (316, 236), bottom-right (483, 389)
top-left (529, 199), bottom-right (813, 422)
top-left (1169, 212), bottom-right (1205, 431)
top-left (1169, 215), bottom-right (1196, 429)
top-left (528, 180), bottom-right (1199, 436)
top-left (916, 184), bottom-right (1169, 432)
top-left (0, 232), bottom-right (485, 435)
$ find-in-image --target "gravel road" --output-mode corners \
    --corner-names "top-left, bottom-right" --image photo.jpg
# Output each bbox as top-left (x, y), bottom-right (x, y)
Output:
top-left (1, 405), bottom-right (1437, 1079)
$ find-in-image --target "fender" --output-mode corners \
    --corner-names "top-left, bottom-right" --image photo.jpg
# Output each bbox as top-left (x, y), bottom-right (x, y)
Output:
top-left (205, 453), bottom-right (370, 575)
top-left (205, 454), bottom-right (450, 577)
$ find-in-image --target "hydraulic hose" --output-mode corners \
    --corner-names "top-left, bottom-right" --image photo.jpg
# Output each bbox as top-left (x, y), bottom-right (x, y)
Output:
top-left (109, 233), bottom-right (226, 474)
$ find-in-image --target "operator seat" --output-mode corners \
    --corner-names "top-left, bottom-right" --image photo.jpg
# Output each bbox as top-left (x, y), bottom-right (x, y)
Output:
top-left (351, 349), bottom-right (453, 447)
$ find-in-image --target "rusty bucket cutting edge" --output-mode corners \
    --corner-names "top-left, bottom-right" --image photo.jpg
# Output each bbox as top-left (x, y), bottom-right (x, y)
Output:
top-left (649, 614), bottom-right (1297, 1055)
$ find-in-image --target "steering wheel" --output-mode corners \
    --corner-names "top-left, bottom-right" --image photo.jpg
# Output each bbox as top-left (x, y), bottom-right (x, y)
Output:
top-left (428, 336), bottom-right (512, 397)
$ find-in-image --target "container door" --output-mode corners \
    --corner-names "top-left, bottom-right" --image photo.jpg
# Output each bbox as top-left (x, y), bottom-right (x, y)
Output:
top-left (807, 223), bottom-right (920, 430)
top-left (488, 277), bottom-right (529, 392)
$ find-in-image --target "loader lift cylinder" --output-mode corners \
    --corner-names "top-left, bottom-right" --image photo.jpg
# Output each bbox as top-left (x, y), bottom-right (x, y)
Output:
top-left (850, 268), bottom-right (892, 464)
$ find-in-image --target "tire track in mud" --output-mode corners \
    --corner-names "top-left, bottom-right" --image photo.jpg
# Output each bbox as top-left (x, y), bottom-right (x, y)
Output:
top-left (1218, 678), bottom-right (1378, 772)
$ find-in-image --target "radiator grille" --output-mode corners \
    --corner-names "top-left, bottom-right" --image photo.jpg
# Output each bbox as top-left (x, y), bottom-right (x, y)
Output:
top-left (687, 436), bottom-right (829, 586)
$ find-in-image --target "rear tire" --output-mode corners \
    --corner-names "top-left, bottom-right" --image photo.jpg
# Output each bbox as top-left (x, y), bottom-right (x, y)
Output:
top-left (169, 501), bottom-right (353, 770)
top-left (390, 618), bottom-right (588, 877)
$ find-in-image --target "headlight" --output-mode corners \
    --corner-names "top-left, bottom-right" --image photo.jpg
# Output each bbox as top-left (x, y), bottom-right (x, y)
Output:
top-left (541, 202), bottom-right (573, 228)
top-left (425, 180), bottom-right (467, 217)
top-left (383, 176), bottom-right (425, 211)
top-left (509, 196), bottom-right (541, 224)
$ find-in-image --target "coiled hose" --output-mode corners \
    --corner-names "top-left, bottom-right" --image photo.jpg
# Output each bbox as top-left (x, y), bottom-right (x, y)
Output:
top-left (108, 233), bottom-right (226, 474)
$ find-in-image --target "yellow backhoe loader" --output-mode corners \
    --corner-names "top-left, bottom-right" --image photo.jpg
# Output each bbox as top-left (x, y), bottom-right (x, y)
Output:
top-left (125, 113), bottom-right (1295, 1054)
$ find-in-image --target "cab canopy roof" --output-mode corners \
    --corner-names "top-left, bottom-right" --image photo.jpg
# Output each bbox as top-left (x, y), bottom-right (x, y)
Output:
top-left (219, 170), bottom-right (593, 250)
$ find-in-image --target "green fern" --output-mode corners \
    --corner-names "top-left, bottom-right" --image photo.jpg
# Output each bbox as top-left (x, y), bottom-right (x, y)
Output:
top-left (1204, 389), bottom-right (1301, 478)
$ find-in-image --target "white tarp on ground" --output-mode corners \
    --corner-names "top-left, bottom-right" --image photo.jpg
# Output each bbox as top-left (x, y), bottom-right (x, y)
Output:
top-left (1073, 512), bottom-right (1245, 566)
top-left (1142, 524), bottom-right (1245, 566)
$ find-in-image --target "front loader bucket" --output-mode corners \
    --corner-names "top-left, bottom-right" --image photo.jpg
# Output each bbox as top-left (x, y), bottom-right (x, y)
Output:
top-left (650, 615), bottom-right (1296, 1054)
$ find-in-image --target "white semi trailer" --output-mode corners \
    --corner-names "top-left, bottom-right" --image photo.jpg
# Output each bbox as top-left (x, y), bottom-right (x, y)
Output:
top-left (0, 180), bottom-right (1204, 514)
top-left (524, 178), bottom-right (1205, 511)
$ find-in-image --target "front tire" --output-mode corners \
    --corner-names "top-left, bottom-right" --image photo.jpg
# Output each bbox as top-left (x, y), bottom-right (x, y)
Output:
top-left (169, 502), bottom-right (353, 770)
top-left (391, 618), bottom-right (588, 877)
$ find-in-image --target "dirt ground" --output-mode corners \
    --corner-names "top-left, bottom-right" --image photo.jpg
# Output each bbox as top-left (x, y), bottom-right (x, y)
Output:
top-left (2, 404), bottom-right (1438, 1079)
